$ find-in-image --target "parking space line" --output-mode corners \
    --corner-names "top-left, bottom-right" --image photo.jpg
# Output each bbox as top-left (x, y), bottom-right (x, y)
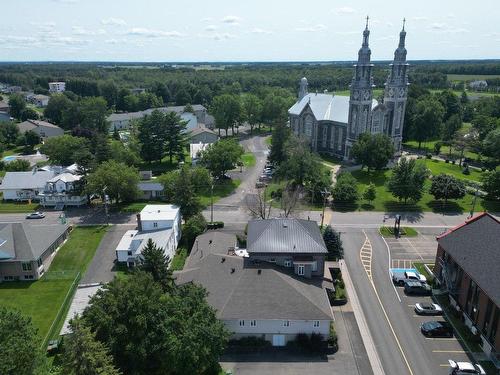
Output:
top-left (432, 350), bottom-right (468, 353)
top-left (425, 338), bottom-right (456, 341)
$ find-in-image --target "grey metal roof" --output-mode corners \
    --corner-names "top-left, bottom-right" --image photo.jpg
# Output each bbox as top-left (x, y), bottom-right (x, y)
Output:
top-left (0, 223), bottom-right (68, 261)
top-left (247, 219), bottom-right (328, 254)
top-left (437, 213), bottom-right (500, 307)
top-left (185, 231), bottom-right (237, 268)
top-left (107, 104), bottom-right (206, 123)
top-left (175, 254), bottom-right (332, 321)
top-left (288, 93), bottom-right (378, 124)
top-left (0, 170), bottom-right (55, 190)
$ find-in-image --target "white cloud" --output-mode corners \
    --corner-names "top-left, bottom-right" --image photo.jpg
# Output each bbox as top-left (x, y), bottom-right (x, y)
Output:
top-left (431, 22), bottom-right (446, 30)
top-left (251, 28), bottom-right (272, 34)
top-left (30, 21), bottom-right (56, 32)
top-left (412, 16), bottom-right (429, 22)
top-left (430, 23), bottom-right (468, 33)
top-left (72, 26), bottom-right (106, 36)
top-left (201, 17), bottom-right (212, 22)
top-left (101, 18), bottom-right (126, 26)
top-left (213, 33), bottom-right (235, 41)
top-left (127, 28), bottom-right (184, 38)
top-left (222, 15), bottom-right (241, 24)
top-left (296, 24), bottom-right (327, 32)
top-left (333, 6), bottom-right (356, 15)
top-left (386, 22), bottom-right (394, 27)
top-left (205, 25), bottom-right (217, 32)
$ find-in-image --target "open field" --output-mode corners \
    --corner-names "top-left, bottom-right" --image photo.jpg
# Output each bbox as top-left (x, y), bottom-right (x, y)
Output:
top-left (403, 140), bottom-right (480, 161)
top-left (417, 158), bottom-right (484, 182)
top-left (447, 74), bottom-right (500, 81)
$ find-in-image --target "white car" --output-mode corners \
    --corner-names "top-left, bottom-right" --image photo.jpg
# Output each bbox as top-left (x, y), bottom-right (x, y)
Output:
top-left (414, 302), bottom-right (443, 315)
top-left (448, 360), bottom-right (485, 375)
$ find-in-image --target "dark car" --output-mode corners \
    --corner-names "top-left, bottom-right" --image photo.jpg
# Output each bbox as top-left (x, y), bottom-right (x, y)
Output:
top-left (404, 281), bottom-right (432, 296)
top-left (421, 321), bottom-right (453, 337)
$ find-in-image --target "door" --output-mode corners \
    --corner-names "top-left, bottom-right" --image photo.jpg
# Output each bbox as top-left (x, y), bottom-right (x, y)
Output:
top-left (272, 334), bottom-right (285, 347)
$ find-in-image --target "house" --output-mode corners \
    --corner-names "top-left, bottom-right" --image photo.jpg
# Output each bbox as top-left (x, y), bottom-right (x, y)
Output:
top-left (2, 86), bottom-right (22, 94)
top-left (188, 126), bottom-right (218, 144)
top-left (137, 181), bottom-right (164, 200)
top-left (469, 80), bottom-right (488, 91)
top-left (0, 112), bottom-right (10, 122)
top-left (115, 204), bottom-right (181, 267)
top-left (0, 222), bottom-right (70, 281)
top-left (49, 82), bottom-right (66, 93)
top-left (433, 213), bottom-right (500, 359)
top-left (175, 227), bottom-right (332, 347)
top-left (17, 119), bottom-right (64, 139)
top-left (0, 170), bottom-right (56, 201)
top-left (247, 218), bottom-right (329, 278)
top-left (38, 173), bottom-right (87, 208)
top-left (29, 94), bottom-right (50, 107)
top-left (190, 142), bottom-right (209, 165)
top-left (0, 100), bottom-right (9, 112)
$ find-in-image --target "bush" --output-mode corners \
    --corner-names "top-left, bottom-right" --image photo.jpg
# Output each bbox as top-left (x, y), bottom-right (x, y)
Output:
top-left (228, 336), bottom-right (271, 348)
top-left (5, 159), bottom-right (31, 172)
top-left (207, 221), bottom-right (224, 229)
top-left (236, 233), bottom-right (247, 248)
top-left (451, 160), bottom-right (456, 164)
top-left (434, 142), bottom-right (442, 155)
top-left (332, 173), bottom-right (359, 203)
top-left (426, 153), bottom-right (432, 159)
top-left (328, 322), bottom-right (338, 351)
top-left (445, 159), bottom-right (449, 163)
top-left (462, 167), bottom-right (470, 175)
top-left (182, 213), bottom-right (207, 249)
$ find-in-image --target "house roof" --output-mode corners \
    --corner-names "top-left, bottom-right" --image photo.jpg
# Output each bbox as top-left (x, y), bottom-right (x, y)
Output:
top-left (47, 172), bottom-right (81, 184)
top-left (288, 93), bottom-right (378, 124)
top-left (115, 228), bottom-right (174, 258)
top-left (0, 170), bottom-right (55, 190)
top-left (189, 126), bottom-right (217, 137)
top-left (247, 218), bottom-right (328, 254)
top-left (175, 253), bottom-right (332, 321)
top-left (137, 181), bottom-right (164, 192)
top-left (139, 204), bottom-right (180, 222)
top-left (190, 142), bottom-right (209, 159)
top-left (185, 231), bottom-right (237, 268)
top-left (107, 104), bottom-right (206, 123)
top-left (17, 120), bottom-right (62, 133)
top-left (0, 222), bottom-right (68, 261)
top-left (437, 212), bottom-right (500, 307)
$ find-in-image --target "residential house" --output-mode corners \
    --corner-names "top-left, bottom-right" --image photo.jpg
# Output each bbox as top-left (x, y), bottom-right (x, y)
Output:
top-left (175, 226), bottom-right (332, 347)
top-left (17, 119), bottom-right (64, 139)
top-left (469, 80), bottom-right (488, 91)
top-left (115, 204), bottom-right (181, 267)
top-left (434, 213), bottom-right (500, 361)
top-left (137, 181), bottom-right (164, 200)
top-left (0, 222), bottom-right (70, 281)
top-left (38, 172), bottom-right (87, 208)
top-left (190, 142), bottom-right (209, 165)
top-left (0, 100), bottom-right (9, 112)
top-left (28, 94), bottom-right (50, 107)
top-left (0, 170), bottom-right (56, 201)
top-left (49, 82), bottom-right (66, 93)
top-left (0, 112), bottom-right (10, 122)
top-left (188, 126), bottom-right (218, 144)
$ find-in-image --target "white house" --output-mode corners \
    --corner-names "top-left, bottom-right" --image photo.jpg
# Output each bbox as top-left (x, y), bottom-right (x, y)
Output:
top-left (49, 82), bottom-right (66, 93)
top-left (137, 181), bottom-right (164, 200)
top-left (0, 170), bottom-right (56, 201)
top-left (115, 204), bottom-right (181, 268)
top-left (38, 173), bottom-right (87, 208)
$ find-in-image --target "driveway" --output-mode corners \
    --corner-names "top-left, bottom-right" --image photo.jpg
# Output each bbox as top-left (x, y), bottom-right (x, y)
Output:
top-left (81, 224), bottom-right (136, 284)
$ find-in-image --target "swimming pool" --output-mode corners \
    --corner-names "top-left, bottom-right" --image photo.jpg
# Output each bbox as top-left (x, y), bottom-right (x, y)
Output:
top-left (2, 156), bottom-right (17, 162)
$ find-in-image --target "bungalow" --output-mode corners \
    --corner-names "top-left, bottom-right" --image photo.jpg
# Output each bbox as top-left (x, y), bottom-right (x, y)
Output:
top-left (30, 94), bottom-right (50, 107)
top-left (188, 126), bottom-right (218, 144)
top-left (137, 181), bottom-right (164, 200)
top-left (17, 119), bottom-right (64, 139)
top-left (0, 222), bottom-right (70, 281)
top-left (0, 170), bottom-right (55, 201)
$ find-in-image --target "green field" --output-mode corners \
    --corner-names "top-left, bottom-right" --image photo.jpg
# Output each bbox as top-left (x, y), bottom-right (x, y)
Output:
top-left (0, 201), bottom-right (40, 213)
top-left (447, 74), bottom-right (500, 81)
top-left (199, 179), bottom-right (241, 207)
top-left (0, 226), bottom-right (107, 343)
top-left (403, 140), bottom-right (480, 161)
top-left (417, 159), bottom-right (483, 182)
top-left (170, 247), bottom-right (187, 271)
top-left (380, 226), bottom-right (418, 237)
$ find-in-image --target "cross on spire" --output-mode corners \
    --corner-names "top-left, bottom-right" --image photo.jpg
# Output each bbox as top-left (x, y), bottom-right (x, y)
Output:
top-left (402, 18), bottom-right (406, 31)
top-left (365, 15), bottom-right (369, 29)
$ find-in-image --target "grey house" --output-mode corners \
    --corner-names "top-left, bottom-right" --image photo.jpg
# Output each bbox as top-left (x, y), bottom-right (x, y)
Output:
top-left (247, 218), bottom-right (328, 278)
top-left (17, 119), bottom-right (64, 139)
top-left (188, 126), bottom-right (218, 144)
top-left (0, 223), bottom-right (70, 281)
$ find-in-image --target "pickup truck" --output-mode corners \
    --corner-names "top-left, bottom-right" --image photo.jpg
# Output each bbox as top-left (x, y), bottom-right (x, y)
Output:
top-left (390, 268), bottom-right (427, 286)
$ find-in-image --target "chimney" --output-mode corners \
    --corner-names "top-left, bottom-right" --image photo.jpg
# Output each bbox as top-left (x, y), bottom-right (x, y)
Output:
top-left (136, 214), bottom-right (142, 231)
top-left (257, 269), bottom-right (262, 275)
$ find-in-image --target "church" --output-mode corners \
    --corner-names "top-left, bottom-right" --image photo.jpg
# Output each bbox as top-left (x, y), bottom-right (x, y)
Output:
top-left (288, 18), bottom-right (409, 160)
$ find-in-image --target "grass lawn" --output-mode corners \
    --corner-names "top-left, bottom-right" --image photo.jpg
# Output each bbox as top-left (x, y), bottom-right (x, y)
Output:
top-left (265, 136), bottom-right (272, 145)
top-left (199, 179), bottom-right (241, 207)
top-left (380, 226), bottom-right (418, 237)
top-left (417, 159), bottom-right (484, 182)
top-left (0, 200), bottom-right (40, 213)
top-left (116, 200), bottom-right (163, 213)
top-left (318, 153), bottom-right (342, 167)
top-left (0, 226), bottom-right (107, 343)
top-left (241, 152), bottom-right (256, 167)
top-left (170, 247), bottom-right (187, 271)
top-left (3, 145), bottom-right (24, 157)
top-left (138, 150), bottom-right (191, 176)
top-left (412, 262), bottom-right (434, 284)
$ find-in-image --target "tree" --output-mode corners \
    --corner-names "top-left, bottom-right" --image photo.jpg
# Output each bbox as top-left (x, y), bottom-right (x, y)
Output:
top-left (138, 110), bottom-right (165, 163)
top-left (109, 140), bottom-right (140, 166)
top-left (437, 89), bottom-right (462, 122)
top-left (429, 174), bottom-right (466, 203)
top-left (482, 170), bottom-right (500, 201)
top-left (85, 161), bottom-right (139, 203)
top-left (245, 188), bottom-right (273, 220)
top-left (323, 225), bottom-right (343, 259)
top-left (200, 138), bottom-right (244, 178)
top-left (442, 114), bottom-right (463, 142)
top-left (182, 213), bottom-right (207, 249)
top-left (174, 88), bottom-right (192, 106)
top-left (0, 306), bottom-right (47, 375)
top-left (261, 93), bottom-right (293, 132)
top-left (5, 158), bottom-right (31, 172)
top-left (171, 166), bottom-right (201, 217)
top-left (99, 81), bottom-right (119, 108)
top-left (45, 94), bottom-right (73, 125)
top-left (40, 135), bottom-right (90, 165)
top-left (241, 94), bottom-right (262, 133)
top-left (138, 239), bottom-right (173, 292)
top-left (62, 318), bottom-right (121, 375)
top-left (210, 94), bottom-right (241, 136)
top-left (471, 115), bottom-right (498, 141)
top-left (0, 121), bottom-right (20, 146)
top-left (278, 135), bottom-right (319, 186)
top-left (351, 133), bottom-right (395, 171)
top-left (22, 130), bottom-right (41, 153)
top-left (20, 107), bottom-right (39, 121)
top-left (482, 128), bottom-right (500, 163)
top-left (79, 97), bottom-right (109, 133)
top-left (163, 111), bottom-right (187, 163)
top-left (94, 138), bottom-right (111, 164)
top-left (412, 96), bottom-right (445, 149)
top-left (363, 182), bottom-right (376, 204)
top-left (8, 94), bottom-right (26, 119)
top-left (331, 173), bottom-right (359, 203)
top-left (280, 185), bottom-right (300, 218)
top-left (269, 122), bottom-right (289, 166)
top-left (387, 157), bottom-right (429, 203)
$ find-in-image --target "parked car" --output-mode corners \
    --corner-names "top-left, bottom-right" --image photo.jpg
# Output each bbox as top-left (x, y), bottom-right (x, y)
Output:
top-left (414, 302), bottom-right (443, 315)
top-left (259, 175), bottom-right (271, 182)
top-left (255, 181), bottom-right (267, 188)
top-left (403, 281), bottom-right (432, 296)
top-left (448, 360), bottom-right (485, 375)
top-left (391, 269), bottom-right (427, 286)
top-left (420, 321), bottom-right (453, 337)
top-left (26, 212), bottom-right (45, 219)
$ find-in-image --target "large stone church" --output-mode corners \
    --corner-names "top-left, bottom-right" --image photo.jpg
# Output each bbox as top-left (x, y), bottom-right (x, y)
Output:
top-left (288, 19), bottom-right (409, 160)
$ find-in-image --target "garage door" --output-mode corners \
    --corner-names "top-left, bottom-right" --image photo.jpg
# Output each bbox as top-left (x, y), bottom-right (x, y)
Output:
top-left (272, 334), bottom-right (285, 347)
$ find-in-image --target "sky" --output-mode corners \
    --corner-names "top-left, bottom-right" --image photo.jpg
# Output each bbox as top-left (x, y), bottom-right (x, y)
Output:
top-left (1, 0), bottom-right (499, 62)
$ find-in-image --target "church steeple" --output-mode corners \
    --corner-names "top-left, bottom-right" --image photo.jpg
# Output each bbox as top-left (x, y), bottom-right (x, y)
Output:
top-left (298, 77), bottom-right (308, 101)
top-left (394, 18), bottom-right (407, 62)
top-left (358, 16), bottom-right (371, 64)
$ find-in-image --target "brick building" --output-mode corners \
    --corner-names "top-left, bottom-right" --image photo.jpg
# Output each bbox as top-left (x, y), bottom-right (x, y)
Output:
top-left (434, 212), bottom-right (499, 362)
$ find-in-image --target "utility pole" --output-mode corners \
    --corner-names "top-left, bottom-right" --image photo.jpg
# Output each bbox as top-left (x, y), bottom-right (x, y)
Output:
top-left (210, 180), bottom-right (214, 223)
top-left (103, 186), bottom-right (109, 225)
top-left (320, 189), bottom-right (330, 229)
top-left (469, 186), bottom-right (479, 218)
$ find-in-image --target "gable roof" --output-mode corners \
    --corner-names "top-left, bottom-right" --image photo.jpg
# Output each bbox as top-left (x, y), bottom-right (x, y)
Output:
top-left (247, 218), bottom-right (327, 254)
top-left (437, 212), bottom-right (500, 307)
top-left (0, 223), bottom-right (68, 261)
top-left (18, 120), bottom-right (62, 133)
top-left (189, 126), bottom-right (217, 137)
top-left (289, 93), bottom-right (378, 124)
top-left (107, 104), bottom-right (206, 123)
top-left (185, 231), bottom-right (237, 268)
top-left (0, 170), bottom-right (55, 190)
top-left (47, 172), bottom-right (81, 183)
top-left (175, 254), bottom-right (332, 321)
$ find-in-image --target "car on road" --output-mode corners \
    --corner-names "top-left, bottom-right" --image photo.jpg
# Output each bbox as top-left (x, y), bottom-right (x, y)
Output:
top-left (403, 280), bottom-right (432, 296)
top-left (255, 181), bottom-right (267, 188)
top-left (414, 302), bottom-right (443, 315)
top-left (26, 212), bottom-right (45, 219)
top-left (420, 320), bottom-right (453, 337)
top-left (390, 268), bottom-right (427, 286)
top-left (448, 360), bottom-right (485, 374)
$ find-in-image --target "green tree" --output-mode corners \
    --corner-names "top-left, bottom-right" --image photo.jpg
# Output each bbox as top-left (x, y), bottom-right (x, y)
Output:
top-left (85, 161), bottom-right (139, 203)
top-left (94, 138), bottom-right (111, 164)
top-left (171, 166), bottom-right (201, 218)
top-left (62, 318), bottom-right (121, 375)
top-left (482, 128), bottom-right (500, 163)
top-left (261, 92), bottom-right (294, 132)
top-left (138, 239), bottom-right (173, 292)
top-left (351, 133), bottom-right (395, 171)
top-left (109, 140), bottom-right (140, 166)
top-left (269, 122), bottom-right (289, 166)
top-left (331, 173), bottom-right (359, 203)
top-left (138, 110), bottom-right (165, 163)
top-left (5, 158), bottom-right (31, 172)
top-left (442, 113), bottom-right (462, 142)
top-left (241, 94), bottom-right (262, 133)
top-left (323, 225), bottom-right (343, 259)
top-left (163, 111), bottom-right (187, 163)
top-left (8, 94), bottom-right (26, 119)
top-left (22, 130), bottom-right (41, 153)
top-left (437, 89), bottom-right (462, 122)
top-left (20, 107), bottom-right (39, 121)
top-left (175, 88), bottom-right (192, 106)
top-left (99, 81), bottom-right (119, 108)
top-left (0, 306), bottom-right (47, 375)
top-left (363, 182), bottom-right (376, 204)
top-left (200, 138), bottom-right (244, 178)
top-left (40, 135), bottom-right (90, 165)
top-left (182, 213), bottom-right (207, 249)
top-left (0, 121), bottom-right (20, 146)
top-left (412, 96), bottom-right (445, 149)
top-left (79, 96), bottom-right (109, 133)
top-left (210, 94), bottom-right (241, 136)
top-left (137, 92), bottom-right (163, 111)
top-left (278, 135), bottom-right (319, 186)
top-left (387, 157), bottom-right (429, 203)
top-left (471, 115), bottom-right (498, 141)
top-left (482, 170), bottom-right (500, 201)
top-left (429, 174), bottom-right (466, 203)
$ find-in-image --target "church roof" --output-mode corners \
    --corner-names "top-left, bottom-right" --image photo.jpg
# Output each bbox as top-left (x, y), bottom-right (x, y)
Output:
top-left (288, 93), bottom-right (378, 124)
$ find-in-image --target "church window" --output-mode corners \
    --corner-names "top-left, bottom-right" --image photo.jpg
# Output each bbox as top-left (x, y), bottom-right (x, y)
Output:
top-left (338, 128), bottom-right (343, 151)
top-left (330, 127), bottom-right (335, 149)
top-left (305, 116), bottom-right (313, 137)
top-left (322, 126), bottom-right (327, 148)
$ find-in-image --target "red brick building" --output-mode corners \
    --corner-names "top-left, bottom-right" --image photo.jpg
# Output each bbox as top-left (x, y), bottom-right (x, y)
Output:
top-left (434, 212), bottom-right (500, 363)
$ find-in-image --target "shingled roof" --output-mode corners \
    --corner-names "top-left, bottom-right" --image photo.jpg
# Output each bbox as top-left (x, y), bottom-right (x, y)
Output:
top-left (247, 218), bottom-right (327, 254)
top-left (437, 212), bottom-right (500, 307)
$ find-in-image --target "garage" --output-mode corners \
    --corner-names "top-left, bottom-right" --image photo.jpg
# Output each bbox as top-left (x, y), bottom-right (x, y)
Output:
top-left (272, 334), bottom-right (285, 347)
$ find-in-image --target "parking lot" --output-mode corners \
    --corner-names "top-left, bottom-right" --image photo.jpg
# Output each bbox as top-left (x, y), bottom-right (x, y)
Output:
top-left (384, 232), bottom-right (438, 269)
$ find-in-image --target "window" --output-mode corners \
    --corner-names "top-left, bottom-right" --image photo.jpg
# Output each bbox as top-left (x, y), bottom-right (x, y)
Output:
top-left (483, 299), bottom-right (493, 335)
top-left (305, 116), bottom-right (313, 137)
top-left (330, 126), bottom-right (335, 149)
top-left (311, 261), bottom-right (317, 272)
top-left (153, 222), bottom-right (158, 228)
top-left (337, 128), bottom-right (343, 151)
top-left (22, 262), bottom-right (32, 271)
top-left (489, 307), bottom-right (499, 344)
top-left (37, 258), bottom-right (42, 267)
top-left (313, 321), bottom-right (320, 328)
top-left (250, 320), bottom-right (256, 327)
top-left (4, 276), bottom-right (13, 281)
top-left (127, 251), bottom-right (132, 256)
top-left (239, 320), bottom-right (245, 327)
top-left (24, 275), bottom-right (34, 280)
top-left (283, 320), bottom-right (290, 327)
top-left (284, 259), bottom-right (292, 267)
top-left (297, 265), bottom-right (305, 276)
top-left (269, 258), bottom-right (276, 263)
top-left (321, 126), bottom-right (327, 148)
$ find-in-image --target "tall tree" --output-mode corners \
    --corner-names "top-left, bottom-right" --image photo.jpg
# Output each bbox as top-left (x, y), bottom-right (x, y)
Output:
top-left (79, 96), bottom-right (110, 133)
top-left (412, 96), bottom-right (445, 149)
top-left (261, 94), bottom-right (293, 132)
top-left (323, 225), bottom-right (344, 259)
top-left (163, 111), bottom-right (187, 163)
top-left (351, 133), bottom-right (395, 171)
top-left (482, 128), bottom-right (500, 164)
top-left (429, 174), bottom-right (466, 203)
top-left (482, 170), bottom-right (500, 201)
top-left (363, 182), bottom-right (377, 204)
top-left (138, 239), bottom-right (173, 292)
top-left (40, 135), bottom-right (90, 165)
top-left (7, 94), bottom-right (26, 119)
top-left (22, 130), bottom-right (41, 153)
top-left (200, 138), bottom-right (244, 179)
top-left (241, 94), bottom-right (262, 134)
top-left (209, 94), bottom-right (241, 136)
top-left (182, 213), bottom-right (207, 249)
top-left (0, 121), bottom-right (20, 146)
top-left (437, 89), bottom-right (462, 122)
top-left (137, 110), bottom-right (165, 163)
top-left (442, 113), bottom-right (462, 142)
top-left (269, 122), bottom-right (290, 166)
top-left (331, 173), bottom-right (359, 203)
top-left (387, 157), bottom-right (429, 203)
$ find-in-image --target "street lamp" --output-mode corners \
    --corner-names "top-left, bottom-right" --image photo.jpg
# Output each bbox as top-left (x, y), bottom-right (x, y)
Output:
top-left (320, 189), bottom-right (330, 229)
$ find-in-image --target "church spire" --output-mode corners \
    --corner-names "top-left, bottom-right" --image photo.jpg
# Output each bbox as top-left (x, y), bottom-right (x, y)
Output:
top-left (358, 16), bottom-right (371, 63)
top-left (394, 18), bottom-right (407, 62)
top-left (298, 77), bottom-right (308, 101)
